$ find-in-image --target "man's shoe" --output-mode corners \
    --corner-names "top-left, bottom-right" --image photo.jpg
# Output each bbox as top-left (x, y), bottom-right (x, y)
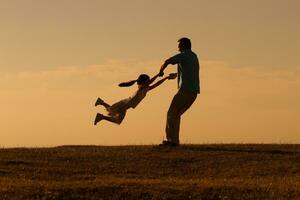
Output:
top-left (159, 140), bottom-right (179, 147)
top-left (95, 98), bottom-right (104, 107)
top-left (94, 113), bottom-right (104, 125)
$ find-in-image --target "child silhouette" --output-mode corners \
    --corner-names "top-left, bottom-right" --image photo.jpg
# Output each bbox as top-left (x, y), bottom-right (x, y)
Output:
top-left (94, 72), bottom-right (177, 125)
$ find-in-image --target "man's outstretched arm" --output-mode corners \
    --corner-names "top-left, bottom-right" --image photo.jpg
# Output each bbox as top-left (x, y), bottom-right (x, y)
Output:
top-left (159, 58), bottom-right (173, 76)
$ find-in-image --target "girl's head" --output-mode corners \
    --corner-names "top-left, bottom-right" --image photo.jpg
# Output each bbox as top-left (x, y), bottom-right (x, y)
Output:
top-left (118, 74), bottom-right (150, 87)
top-left (136, 74), bottom-right (150, 86)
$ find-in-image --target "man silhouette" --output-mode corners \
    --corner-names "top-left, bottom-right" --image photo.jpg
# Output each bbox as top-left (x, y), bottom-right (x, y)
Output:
top-left (159, 37), bottom-right (200, 146)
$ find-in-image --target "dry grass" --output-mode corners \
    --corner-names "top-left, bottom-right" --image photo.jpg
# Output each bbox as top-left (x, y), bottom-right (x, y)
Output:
top-left (0, 144), bottom-right (299, 199)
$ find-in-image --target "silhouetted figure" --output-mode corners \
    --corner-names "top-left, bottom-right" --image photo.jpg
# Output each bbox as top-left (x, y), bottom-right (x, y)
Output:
top-left (159, 37), bottom-right (200, 147)
top-left (94, 72), bottom-right (177, 125)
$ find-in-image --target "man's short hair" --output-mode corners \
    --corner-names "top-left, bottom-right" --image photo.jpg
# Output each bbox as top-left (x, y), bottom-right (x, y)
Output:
top-left (178, 37), bottom-right (192, 49)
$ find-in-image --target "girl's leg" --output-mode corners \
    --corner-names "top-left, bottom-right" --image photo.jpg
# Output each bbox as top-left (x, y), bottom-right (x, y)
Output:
top-left (95, 98), bottom-right (111, 108)
top-left (102, 115), bottom-right (123, 124)
top-left (104, 111), bottom-right (126, 124)
top-left (94, 112), bottom-right (126, 125)
top-left (94, 113), bottom-right (104, 125)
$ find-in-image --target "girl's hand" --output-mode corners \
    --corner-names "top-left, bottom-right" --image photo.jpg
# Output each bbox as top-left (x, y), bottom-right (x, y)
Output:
top-left (168, 73), bottom-right (177, 80)
top-left (158, 71), bottom-right (164, 77)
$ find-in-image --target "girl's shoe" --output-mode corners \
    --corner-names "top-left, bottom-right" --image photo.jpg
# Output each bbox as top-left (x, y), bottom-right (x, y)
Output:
top-left (95, 98), bottom-right (104, 106)
top-left (94, 113), bottom-right (104, 125)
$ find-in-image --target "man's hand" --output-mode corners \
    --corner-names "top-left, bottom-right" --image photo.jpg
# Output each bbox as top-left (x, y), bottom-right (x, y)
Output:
top-left (167, 73), bottom-right (177, 80)
top-left (159, 59), bottom-right (171, 77)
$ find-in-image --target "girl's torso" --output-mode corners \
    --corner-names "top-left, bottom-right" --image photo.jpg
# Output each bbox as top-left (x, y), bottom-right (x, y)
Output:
top-left (128, 87), bottom-right (149, 108)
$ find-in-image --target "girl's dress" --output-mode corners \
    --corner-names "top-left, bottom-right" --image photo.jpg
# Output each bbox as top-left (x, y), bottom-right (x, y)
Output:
top-left (106, 87), bottom-right (149, 122)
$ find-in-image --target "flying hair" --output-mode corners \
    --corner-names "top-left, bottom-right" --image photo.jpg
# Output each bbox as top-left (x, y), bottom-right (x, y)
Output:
top-left (118, 74), bottom-right (150, 87)
top-left (118, 80), bottom-right (137, 87)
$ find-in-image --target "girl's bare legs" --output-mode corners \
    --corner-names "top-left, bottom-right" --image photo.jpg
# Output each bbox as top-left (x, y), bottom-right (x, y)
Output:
top-left (95, 98), bottom-right (111, 108)
top-left (94, 113), bottom-right (104, 125)
top-left (102, 115), bottom-right (123, 124)
top-left (94, 112), bottom-right (125, 125)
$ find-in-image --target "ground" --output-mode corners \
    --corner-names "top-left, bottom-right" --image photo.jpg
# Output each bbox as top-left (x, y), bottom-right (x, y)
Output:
top-left (0, 144), bottom-right (299, 199)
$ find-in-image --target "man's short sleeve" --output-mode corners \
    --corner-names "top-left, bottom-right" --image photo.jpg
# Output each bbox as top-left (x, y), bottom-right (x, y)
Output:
top-left (169, 53), bottom-right (184, 65)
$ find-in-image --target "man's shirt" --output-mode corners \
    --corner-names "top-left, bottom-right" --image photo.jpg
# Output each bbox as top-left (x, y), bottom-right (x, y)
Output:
top-left (169, 49), bottom-right (200, 94)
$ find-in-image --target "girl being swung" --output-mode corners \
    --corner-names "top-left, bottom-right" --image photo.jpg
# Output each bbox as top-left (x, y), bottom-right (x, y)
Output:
top-left (94, 72), bottom-right (177, 125)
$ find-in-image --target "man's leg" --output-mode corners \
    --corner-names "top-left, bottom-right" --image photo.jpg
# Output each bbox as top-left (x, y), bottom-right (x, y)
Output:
top-left (166, 90), bottom-right (197, 144)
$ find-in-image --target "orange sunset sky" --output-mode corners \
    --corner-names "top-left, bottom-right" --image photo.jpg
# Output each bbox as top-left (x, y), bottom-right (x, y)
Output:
top-left (1, 0), bottom-right (300, 147)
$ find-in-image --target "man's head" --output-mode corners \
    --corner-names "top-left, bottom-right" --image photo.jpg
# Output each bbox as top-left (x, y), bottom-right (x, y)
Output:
top-left (178, 37), bottom-right (191, 52)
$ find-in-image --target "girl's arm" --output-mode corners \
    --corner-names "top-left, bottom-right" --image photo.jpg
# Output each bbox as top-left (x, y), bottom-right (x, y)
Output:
top-left (148, 73), bottom-right (177, 91)
top-left (148, 73), bottom-right (161, 85)
top-left (148, 77), bottom-right (168, 91)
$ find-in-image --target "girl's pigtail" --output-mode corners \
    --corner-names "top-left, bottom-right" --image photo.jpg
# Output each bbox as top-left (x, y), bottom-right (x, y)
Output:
top-left (118, 80), bottom-right (137, 87)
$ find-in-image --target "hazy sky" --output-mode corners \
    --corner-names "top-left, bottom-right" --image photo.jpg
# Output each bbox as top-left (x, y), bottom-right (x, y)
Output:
top-left (1, 0), bottom-right (300, 146)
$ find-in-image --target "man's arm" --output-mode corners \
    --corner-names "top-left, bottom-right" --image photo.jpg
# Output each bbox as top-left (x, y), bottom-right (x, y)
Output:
top-left (159, 58), bottom-right (173, 76)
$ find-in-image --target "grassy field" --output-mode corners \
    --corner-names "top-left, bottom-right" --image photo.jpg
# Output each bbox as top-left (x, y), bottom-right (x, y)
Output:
top-left (0, 144), bottom-right (299, 199)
